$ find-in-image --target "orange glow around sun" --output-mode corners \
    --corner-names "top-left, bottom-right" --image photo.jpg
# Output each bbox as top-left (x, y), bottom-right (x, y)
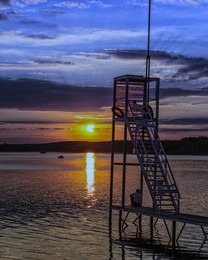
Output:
top-left (64, 122), bottom-right (113, 142)
top-left (63, 110), bottom-right (114, 142)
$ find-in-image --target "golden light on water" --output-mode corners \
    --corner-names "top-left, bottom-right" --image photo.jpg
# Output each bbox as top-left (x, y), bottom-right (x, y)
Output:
top-left (86, 152), bottom-right (95, 194)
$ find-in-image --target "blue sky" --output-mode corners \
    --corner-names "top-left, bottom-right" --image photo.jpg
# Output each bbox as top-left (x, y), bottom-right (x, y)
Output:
top-left (0, 0), bottom-right (208, 143)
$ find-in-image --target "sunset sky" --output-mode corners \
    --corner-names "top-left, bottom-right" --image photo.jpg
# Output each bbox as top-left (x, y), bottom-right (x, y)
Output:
top-left (0, 0), bottom-right (208, 143)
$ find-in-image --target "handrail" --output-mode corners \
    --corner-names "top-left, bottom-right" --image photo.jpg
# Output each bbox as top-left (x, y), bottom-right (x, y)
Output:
top-left (127, 100), bottom-right (180, 213)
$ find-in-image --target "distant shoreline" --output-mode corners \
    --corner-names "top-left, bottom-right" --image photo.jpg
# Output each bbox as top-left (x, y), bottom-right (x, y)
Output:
top-left (0, 137), bottom-right (208, 155)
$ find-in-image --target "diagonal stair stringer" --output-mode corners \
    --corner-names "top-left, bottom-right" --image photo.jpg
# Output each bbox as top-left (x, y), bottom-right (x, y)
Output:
top-left (126, 100), bottom-right (180, 214)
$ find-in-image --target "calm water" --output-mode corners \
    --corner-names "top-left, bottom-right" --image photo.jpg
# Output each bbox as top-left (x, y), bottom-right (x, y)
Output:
top-left (0, 152), bottom-right (207, 260)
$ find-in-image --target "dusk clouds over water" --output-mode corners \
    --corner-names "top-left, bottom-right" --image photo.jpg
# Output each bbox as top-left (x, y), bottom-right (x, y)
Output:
top-left (0, 0), bottom-right (208, 143)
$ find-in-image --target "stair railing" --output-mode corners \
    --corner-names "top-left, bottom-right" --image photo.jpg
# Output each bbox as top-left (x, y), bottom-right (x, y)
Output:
top-left (127, 100), bottom-right (180, 213)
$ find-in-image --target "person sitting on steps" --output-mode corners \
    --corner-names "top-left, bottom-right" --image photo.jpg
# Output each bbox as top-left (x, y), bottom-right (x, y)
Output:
top-left (130, 189), bottom-right (142, 207)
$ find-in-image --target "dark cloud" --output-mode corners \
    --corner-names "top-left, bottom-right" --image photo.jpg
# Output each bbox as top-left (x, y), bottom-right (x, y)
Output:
top-left (20, 18), bottom-right (58, 30)
top-left (105, 49), bottom-right (183, 61)
top-left (159, 127), bottom-right (208, 133)
top-left (34, 60), bottom-right (75, 65)
top-left (25, 34), bottom-right (58, 40)
top-left (159, 117), bottom-right (208, 135)
top-left (173, 56), bottom-right (208, 80)
top-left (0, 78), bottom-right (112, 111)
top-left (0, 0), bottom-right (10, 5)
top-left (33, 127), bottom-right (64, 131)
top-left (20, 19), bottom-right (43, 25)
top-left (106, 49), bottom-right (208, 81)
top-left (159, 87), bottom-right (208, 98)
top-left (0, 127), bottom-right (64, 131)
top-left (0, 77), bottom-right (207, 112)
top-left (0, 13), bottom-right (7, 19)
top-left (160, 118), bottom-right (208, 125)
top-left (106, 49), bottom-right (146, 60)
top-left (0, 121), bottom-right (66, 125)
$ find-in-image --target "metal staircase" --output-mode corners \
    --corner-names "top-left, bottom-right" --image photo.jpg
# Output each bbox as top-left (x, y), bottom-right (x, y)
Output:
top-left (126, 100), bottom-right (180, 214)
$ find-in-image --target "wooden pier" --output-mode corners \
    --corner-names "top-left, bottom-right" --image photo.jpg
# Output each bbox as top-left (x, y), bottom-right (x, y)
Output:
top-left (112, 205), bottom-right (208, 228)
top-left (110, 205), bottom-right (208, 256)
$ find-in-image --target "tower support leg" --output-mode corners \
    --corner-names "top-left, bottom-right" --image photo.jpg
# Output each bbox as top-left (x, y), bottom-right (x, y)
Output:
top-left (150, 216), bottom-right (154, 244)
top-left (119, 210), bottom-right (122, 239)
top-left (172, 221), bottom-right (176, 257)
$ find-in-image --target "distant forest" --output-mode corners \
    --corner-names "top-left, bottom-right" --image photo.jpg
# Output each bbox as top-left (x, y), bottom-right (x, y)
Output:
top-left (0, 137), bottom-right (208, 155)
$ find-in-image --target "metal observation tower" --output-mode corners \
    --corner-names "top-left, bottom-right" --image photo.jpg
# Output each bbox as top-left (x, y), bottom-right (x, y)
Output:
top-left (109, 0), bottom-right (208, 256)
top-left (110, 74), bottom-right (180, 215)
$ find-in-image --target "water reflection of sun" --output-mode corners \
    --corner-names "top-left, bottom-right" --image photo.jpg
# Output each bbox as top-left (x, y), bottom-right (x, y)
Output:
top-left (86, 152), bottom-right (95, 194)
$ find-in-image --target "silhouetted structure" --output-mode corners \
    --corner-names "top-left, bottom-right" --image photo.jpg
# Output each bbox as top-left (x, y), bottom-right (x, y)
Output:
top-left (109, 75), bottom-right (208, 256)
top-left (110, 74), bottom-right (180, 214)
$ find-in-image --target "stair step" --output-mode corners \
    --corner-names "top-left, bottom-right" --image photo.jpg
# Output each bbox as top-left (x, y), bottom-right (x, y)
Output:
top-left (162, 201), bottom-right (177, 206)
top-left (160, 205), bottom-right (175, 207)
top-left (160, 210), bottom-right (176, 214)
top-left (156, 198), bottom-right (173, 202)
top-left (155, 189), bottom-right (178, 194)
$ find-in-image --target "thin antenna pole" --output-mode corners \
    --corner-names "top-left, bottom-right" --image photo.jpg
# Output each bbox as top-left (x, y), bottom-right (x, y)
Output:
top-left (146, 0), bottom-right (151, 81)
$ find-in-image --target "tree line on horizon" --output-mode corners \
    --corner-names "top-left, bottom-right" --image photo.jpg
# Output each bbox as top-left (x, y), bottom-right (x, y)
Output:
top-left (0, 136), bottom-right (208, 155)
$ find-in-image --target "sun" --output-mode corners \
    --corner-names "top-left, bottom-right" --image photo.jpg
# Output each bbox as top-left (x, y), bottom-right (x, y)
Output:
top-left (86, 124), bottom-right (95, 133)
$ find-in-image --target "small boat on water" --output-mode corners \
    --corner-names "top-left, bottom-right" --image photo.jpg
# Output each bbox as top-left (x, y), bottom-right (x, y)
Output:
top-left (58, 155), bottom-right (64, 159)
